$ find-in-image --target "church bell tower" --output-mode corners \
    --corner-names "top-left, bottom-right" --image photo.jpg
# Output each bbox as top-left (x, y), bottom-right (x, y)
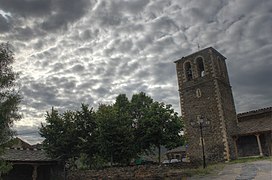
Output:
top-left (175, 47), bottom-right (237, 163)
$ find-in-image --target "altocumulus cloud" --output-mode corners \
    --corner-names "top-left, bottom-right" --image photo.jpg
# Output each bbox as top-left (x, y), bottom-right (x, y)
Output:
top-left (0, 0), bottom-right (271, 144)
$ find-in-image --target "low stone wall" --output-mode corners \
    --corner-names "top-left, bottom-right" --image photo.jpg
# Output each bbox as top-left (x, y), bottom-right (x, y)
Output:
top-left (67, 163), bottom-right (195, 180)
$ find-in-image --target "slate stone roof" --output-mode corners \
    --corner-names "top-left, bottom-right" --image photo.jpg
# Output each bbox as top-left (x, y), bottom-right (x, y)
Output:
top-left (237, 107), bottom-right (272, 119)
top-left (237, 107), bottom-right (272, 135)
top-left (237, 118), bottom-right (272, 135)
top-left (7, 137), bottom-right (33, 149)
top-left (1, 148), bottom-right (56, 162)
top-left (166, 146), bottom-right (186, 154)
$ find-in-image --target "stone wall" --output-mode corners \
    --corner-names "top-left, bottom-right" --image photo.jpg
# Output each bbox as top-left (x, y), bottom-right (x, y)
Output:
top-left (237, 135), bottom-right (260, 157)
top-left (175, 47), bottom-right (238, 163)
top-left (236, 107), bottom-right (272, 157)
top-left (237, 133), bottom-right (271, 157)
top-left (67, 164), bottom-right (195, 180)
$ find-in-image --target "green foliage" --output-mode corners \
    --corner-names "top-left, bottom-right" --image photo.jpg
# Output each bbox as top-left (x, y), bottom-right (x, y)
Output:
top-left (74, 153), bottom-right (90, 170)
top-left (40, 92), bottom-right (184, 169)
top-left (137, 102), bottom-right (183, 163)
top-left (40, 108), bottom-right (71, 159)
top-left (0, 43), bottom-right (21, 144)
top-left (131, 92), bottom-right (154, 153)
top-left (0, 43), bottom-right (21, 174)
top-left (130, 92), bottom-right (153, 123)
top-left (97, 105), bottom-right (133, 165)
top-left (96, 94), bottom-right (135, 165)
top-left (74, 104), bottom-right (98, 158)
top-left (90, 153), bottom-right (107, 169)
top-left (0, 160), bottom-right (13, 175)
top-left (96, 104), bottom-right (117, 165)
top-left (39, 104), bottom-right (97, 161)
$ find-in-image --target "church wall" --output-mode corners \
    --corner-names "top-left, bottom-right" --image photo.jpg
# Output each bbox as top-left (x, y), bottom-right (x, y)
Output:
top-left (175, 47), bottom-right (271, 166)
top-left (237, 133), bottom-right (270, 157)
top-left (175, 47), bottom-right (238, 164)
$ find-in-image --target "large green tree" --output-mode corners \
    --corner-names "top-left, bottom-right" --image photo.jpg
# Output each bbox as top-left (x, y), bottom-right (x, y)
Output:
top-left (39, 104), bottom-right (97, 161)
top-left (96, 95), bottom-right (135, 165)
top-left (40, 108), bottom-right (76, 160)
top-left (130, 92), bottom-right (153, 154)
top-left (113, 94), bottom-right (135, 163)
top-left (130, 92), bottom-right (153, 123)
top-left (0, 43), bottom-right (21, 174)
top-left (40, 92), bottom-right (184, 167)
top-left (74, 104), bottom-right (98, 159)
top-left (0, 43), bottom-right (21, 144)
top-left (139, 102), bottom-right (183, 163)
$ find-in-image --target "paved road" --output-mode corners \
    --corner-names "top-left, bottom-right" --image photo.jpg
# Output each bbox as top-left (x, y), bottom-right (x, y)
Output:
top-left (189, 160), bottom-right (272, 180)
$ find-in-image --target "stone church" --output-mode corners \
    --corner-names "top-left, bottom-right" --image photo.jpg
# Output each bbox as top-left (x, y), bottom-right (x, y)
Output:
top-left (174, 47), bottom-right (271, 163)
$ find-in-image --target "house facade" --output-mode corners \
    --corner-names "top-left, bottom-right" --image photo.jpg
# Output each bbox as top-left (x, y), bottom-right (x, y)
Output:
top-left (1, 138), bottom-right (64, 180)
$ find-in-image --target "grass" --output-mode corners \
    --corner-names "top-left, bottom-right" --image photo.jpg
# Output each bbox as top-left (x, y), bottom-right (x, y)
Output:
top-left (173, 156), bottom-right (272, 178)
top-left (169, 163), bottom-right (225, 177)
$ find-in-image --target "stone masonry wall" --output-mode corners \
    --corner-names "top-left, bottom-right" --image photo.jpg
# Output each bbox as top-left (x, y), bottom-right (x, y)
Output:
top-left (175, 47), bottom-right (238, 164)
top-left (67, 164), bottom-right (196, 180)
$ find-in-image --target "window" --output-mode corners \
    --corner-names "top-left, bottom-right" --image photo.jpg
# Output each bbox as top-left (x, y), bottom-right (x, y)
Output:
top-left (196, 57), bottom-right (205, 77)
top-left (184, 62), bottom-right (193, 81)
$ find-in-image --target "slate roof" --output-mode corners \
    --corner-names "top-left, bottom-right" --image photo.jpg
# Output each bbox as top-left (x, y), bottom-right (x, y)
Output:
top-left (237, 107), bottom-right (272, 135)
top-left (166, 146), bottom-right (186, 154)
top-left (237, 107), bottom-right (272, 119)
top-left (1, 148), bottom-right (56, 162)
top-left (237, 118), bottom-right (272, 135)
top-left (8, 137), bottom-right (33, 149)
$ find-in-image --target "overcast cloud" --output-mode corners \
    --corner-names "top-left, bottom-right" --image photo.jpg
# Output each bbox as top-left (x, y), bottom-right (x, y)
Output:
top-left (0, 0), bottom-right (271, 144)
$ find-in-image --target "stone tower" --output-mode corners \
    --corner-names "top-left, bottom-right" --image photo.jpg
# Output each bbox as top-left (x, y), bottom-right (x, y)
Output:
top-left (174, 47), bottom-right (237, 163)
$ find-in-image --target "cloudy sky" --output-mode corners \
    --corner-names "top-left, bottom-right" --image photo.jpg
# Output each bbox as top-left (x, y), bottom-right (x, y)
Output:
top-left (0, 0), bottom-right (271, 144)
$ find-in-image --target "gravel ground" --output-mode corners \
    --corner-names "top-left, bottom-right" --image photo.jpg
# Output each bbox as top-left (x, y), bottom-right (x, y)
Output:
top-left (189, 159), bottom-right (272, 180)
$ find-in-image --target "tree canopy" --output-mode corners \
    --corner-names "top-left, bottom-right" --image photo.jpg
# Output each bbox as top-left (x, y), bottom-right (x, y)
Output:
top-left (40, 92), bottom-right (184, 167)
top-left (0, 43), bottom-right (21, 174)
top-left (40, 105), bottom-right (97, 161)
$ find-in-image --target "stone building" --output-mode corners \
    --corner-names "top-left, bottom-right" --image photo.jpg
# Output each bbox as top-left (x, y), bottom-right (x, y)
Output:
top-left (174, 47), bottom-right (271, 163)
top-left (165, 146), bottom-right (186, 161)
top-left (235, 107), bottom-right (272, 157)
top-left (1, 138), bottom-right (64, 180)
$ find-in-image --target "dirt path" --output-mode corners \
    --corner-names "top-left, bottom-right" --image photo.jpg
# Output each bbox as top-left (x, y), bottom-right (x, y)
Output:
top-left (189, 160), bottom-right (272, 180)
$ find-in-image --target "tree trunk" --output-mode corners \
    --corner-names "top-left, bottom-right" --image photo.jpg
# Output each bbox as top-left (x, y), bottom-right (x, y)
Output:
top-left (158, 145), bottom-right (161, 164)
top-left (110, 152), bottom-right (113, 167)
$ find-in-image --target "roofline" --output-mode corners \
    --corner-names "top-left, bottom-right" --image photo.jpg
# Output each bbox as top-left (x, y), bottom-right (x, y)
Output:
top-left (233, 129), bottom-right (272, 137)
top-left (5, 147), bottom-right (44, 151)
top-left (5, 160), bottom-right (59, 162)
top-left (5, 160), bottom-right (60, 165)
top-left (237, 107), bottom-right (272, 118)
top-left (174, 47), bottom-right (227, 63)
